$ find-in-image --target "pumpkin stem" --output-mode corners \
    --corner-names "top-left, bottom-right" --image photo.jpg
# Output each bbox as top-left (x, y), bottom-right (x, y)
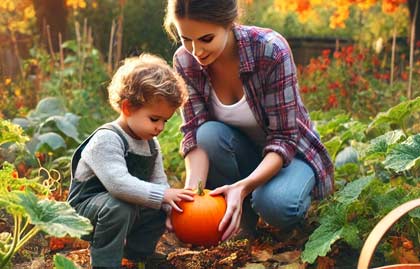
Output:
top-left (197, 180), bottom-right (204, 196)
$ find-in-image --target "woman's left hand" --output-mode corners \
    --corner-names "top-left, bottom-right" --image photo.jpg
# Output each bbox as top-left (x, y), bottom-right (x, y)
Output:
top-left (209, 182), bottom-right (247, 241)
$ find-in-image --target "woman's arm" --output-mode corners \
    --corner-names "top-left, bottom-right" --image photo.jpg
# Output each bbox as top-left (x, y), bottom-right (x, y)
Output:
top-left (210, 152), bottom-right (283, 241)
top-left (237, 152), bottom-right (283, 195)
top-left (184, 147), bottom-right (209, 189)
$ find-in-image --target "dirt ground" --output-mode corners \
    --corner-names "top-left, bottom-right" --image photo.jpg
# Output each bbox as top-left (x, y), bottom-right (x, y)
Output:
top-left (11, 220), bottom-right (312, 269)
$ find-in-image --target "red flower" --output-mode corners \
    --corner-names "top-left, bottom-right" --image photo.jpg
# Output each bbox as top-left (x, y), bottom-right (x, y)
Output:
top-left (11, 171), bottom-right (18, 179)
top-left (401, 72), bottom-right (408, 81)
top-left (328, 94), bottom-right (338, 107)
top-left (333, 51), bottom-right (341, 59)
top-left (372, 56), bottom-right (381, 67)
top-left (322, 49), bottom-right (331, 58)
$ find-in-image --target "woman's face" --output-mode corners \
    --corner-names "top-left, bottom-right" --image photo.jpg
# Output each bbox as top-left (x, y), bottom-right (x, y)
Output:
top-left (174, 18), bottom-right (231, 66)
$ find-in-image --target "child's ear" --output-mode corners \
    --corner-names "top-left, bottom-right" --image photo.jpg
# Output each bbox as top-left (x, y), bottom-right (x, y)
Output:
top-left (121, 99), bottom-right (132, 116)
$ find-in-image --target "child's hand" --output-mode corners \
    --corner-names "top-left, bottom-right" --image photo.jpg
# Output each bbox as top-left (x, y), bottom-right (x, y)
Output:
top-left (163, 188), bottom-right (195, 212)
top-left (165, 215), bottom-right (173, 232)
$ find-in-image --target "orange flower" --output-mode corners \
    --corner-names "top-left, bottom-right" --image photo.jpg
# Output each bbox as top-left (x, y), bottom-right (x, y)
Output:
top-left (11, 170), bottom-right (18, 179)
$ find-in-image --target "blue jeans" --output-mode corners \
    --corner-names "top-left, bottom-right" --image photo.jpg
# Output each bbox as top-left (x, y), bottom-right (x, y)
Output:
top-left (196, 121), bottom-right (316, 230)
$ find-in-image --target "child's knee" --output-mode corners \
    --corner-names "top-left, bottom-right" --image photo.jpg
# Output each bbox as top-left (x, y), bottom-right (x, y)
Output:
top-left (98, 197), bottom-right (137, 224)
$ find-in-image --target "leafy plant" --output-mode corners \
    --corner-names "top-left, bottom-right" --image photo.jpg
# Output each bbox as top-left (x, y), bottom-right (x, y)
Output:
top-left (13, 97), bottom-right (82, 155)
top-left (0, 161), bottom-right (92, 268)
top-left (303, 99), bottom-right (420, 265)
top-left (159, 112), bottom-right (185, 186)
top-left (299, 45), bottom-right (419, 119)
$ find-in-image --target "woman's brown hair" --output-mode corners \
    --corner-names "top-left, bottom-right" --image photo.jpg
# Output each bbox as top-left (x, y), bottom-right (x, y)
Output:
top-left (164, 0), bottom-right (238, 42)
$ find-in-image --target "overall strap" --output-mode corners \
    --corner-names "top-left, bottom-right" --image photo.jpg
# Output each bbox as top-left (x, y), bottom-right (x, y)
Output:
top-left (147, 139), bottom-right (158, 156)
top-left (70, 123), bottom-right (129, 179)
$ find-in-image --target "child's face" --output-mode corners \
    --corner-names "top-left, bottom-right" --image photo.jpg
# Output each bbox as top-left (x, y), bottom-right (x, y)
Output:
top-left (125, 98), bottom-right (176, 140)
top-left (174, 18), bottom-right (231, 66)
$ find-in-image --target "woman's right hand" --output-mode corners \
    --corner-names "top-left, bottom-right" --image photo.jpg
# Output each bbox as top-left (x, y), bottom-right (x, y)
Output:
top-left (163, 188), bottom-right (195, 212)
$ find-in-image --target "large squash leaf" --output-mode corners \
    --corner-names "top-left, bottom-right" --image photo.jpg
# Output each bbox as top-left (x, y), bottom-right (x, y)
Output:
top-left (383, 134), bottom-right (420, 173)
top-left (336, 176), bottom-right (374, 205)
top-left (44, 115), bottom-right (81, 143)
top-left (364, 130), bottom-right (406, 159)
top-left (368, 97), bottom-right (420, 132)
top-left (17, 192), bottom-right (92, 238)
top-left (301, 221), bottom-right (343, 264)
top-left (28, 97), bottom-right (66, 121)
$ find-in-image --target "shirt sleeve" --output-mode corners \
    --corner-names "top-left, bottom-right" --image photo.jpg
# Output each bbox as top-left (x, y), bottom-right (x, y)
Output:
top-left (81, 130), bottom-right (168, 209)
top-left (173, 52), bottom-right (210, 157)
top-left (262, 44), bottom-right (299, 166)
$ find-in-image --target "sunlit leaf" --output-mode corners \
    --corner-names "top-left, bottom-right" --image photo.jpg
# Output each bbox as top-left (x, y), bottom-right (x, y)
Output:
top-left (383, 134), bottom-right (420, 173)
top-left (17, 192), bottom-right (92, 238)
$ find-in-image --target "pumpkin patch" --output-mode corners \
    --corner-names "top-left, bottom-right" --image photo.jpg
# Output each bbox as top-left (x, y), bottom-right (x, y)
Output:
top-left (171, 183), bottom-right (227, 247)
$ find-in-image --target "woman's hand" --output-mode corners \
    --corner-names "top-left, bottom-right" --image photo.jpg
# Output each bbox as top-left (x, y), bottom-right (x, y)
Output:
top-left (209, 182), bottom-right (248, 241)
top-left (163, 188), bottom-right (195, 212)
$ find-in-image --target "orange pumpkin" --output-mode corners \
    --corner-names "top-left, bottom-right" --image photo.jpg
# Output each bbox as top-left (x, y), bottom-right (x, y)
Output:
top-left (171, 183), bottom-right (227, 247)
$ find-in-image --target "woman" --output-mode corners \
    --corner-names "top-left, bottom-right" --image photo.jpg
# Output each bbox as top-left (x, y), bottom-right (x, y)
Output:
top-left (164, 0), bottom-right (334, 242)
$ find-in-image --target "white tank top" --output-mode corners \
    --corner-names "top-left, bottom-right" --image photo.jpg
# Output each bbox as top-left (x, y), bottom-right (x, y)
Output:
top-left (210, 89), bottom-right (266, 146)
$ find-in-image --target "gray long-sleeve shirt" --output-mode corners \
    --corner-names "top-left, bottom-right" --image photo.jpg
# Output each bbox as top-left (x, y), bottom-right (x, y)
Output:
top-left (73, 121), bottom-right (169, 209)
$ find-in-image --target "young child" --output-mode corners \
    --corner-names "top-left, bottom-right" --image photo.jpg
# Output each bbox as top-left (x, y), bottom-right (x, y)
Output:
top-left (67, 53), bottom-right (195, 269)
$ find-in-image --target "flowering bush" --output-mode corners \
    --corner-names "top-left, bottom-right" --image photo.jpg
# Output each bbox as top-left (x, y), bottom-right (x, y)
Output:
top-left (298, 44), bottom-right (420, 119)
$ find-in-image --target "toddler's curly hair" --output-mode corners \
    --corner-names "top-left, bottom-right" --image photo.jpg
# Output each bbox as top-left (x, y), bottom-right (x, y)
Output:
top-left (108, 53), bottom-right (188, 112)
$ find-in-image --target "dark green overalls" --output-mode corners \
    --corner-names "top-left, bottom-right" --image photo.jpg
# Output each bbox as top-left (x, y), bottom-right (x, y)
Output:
top-left (67, 124), bottom-right (166, 268)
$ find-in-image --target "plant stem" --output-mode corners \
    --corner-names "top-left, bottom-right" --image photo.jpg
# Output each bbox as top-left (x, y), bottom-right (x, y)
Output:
top-left (407, 0), bottom-right (418, 99)
top-left (15, 227), bottom-right (40, 252)
top-left (197, 180), bottom-right (204, 196)
top-left (0, 215), bottom-right (21, 268)
top-left (390, 27), bottom-right (396, 87)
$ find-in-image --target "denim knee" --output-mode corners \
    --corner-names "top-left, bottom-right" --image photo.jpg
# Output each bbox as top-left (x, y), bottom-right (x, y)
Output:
top-left (196, 121), bottom-right (232, 155)
top-left (252, 191), bottom-right (311, 229)
top-left (252, 192), bottom-right (310, 228)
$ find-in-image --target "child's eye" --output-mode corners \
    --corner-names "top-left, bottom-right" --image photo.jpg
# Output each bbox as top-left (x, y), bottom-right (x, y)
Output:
top-left (150, 117), bottom-right (159, 122)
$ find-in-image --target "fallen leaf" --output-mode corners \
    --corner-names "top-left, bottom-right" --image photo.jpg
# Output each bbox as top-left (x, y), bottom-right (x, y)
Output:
top-left (252, 249), bottom-right (272, 262)
top-left (270, 250), bottom-right (301, 263)
top-left (240, 262), bottom-right (266, 269)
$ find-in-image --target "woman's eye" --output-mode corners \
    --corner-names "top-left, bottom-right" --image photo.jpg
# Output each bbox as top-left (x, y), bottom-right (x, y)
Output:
top-left (150, 117), bottom-right (159, 122)
top-left (201, 37), bottom-right (213, 43)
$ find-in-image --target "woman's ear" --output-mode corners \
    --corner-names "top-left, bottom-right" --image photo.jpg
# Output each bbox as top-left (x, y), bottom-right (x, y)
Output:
top-left (121, 99), bottom-right (132, 117)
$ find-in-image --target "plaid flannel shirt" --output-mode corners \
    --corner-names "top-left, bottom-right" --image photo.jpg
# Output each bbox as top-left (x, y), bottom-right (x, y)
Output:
top-left (173, 24), bottom-right (334, 199)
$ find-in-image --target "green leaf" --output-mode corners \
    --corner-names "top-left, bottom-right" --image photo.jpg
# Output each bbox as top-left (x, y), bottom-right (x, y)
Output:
top-left (315, 114), bottom-right (351, 138)
top-left (383, 134), bottom-right (420, 173)
top-left (53, 254), bottom-right (80, 269)
top-left (324, 136), bottom-right (342, 160)
top-left (61, 40), bottom-right (78, 53)
top-left (341, 224), bottom-right (361, 249)
top-left (29, 97), bottom-right (66, 120)
top-left (364, 130), bottom-right (406, 159)
top-left (301, 222), bottom-right (343, 263)
top-left (45, 116), bottom-right (81, 143)
top-left (336, 176), bottom-right (375, 205)
top-left (368, 97), bottom-right (420, 132)
top-left (35, 132), bottom-right (66, 151)
top-left (17, 192), bottom-right (92, 238)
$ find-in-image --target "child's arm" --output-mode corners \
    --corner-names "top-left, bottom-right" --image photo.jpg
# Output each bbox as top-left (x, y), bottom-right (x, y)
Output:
top-left (80, 130), bottom-right (169, 209)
